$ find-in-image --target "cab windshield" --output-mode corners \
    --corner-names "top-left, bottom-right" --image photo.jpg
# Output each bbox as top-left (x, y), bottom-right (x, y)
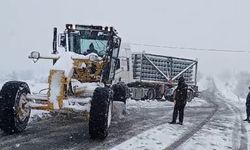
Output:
top-left (80, 39), bottom-right (108, 56)
top-left (69, 29), bottom-right (110, 57)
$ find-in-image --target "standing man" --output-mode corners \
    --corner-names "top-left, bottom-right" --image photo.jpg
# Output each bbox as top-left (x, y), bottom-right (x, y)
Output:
top-left (244, 86), bottom-right (250, 122)
top-left (170, 76), bottom-right (188, 125)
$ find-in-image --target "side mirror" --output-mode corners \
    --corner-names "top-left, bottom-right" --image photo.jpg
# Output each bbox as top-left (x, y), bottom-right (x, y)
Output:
top-left (115, 59), bottom-right (120, 70)
top-left (114, 38), bottom-right (121, 48)
top-left (59, 33), bottom-right (66, 47)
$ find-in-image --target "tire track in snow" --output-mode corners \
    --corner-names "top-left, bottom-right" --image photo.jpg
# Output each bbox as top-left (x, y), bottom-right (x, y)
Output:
top-left (218, 96), bottom-right (248, 150)
top-left (168, 86), bottom-right (248, 150)
top-left (231, 105), bottom-right (248, 150)
top-left (213, 78), bottom-right (248, 150)
top-left (171, 77), bottom-right (248, 150)
top-left (164, 91), bottom-right (219, 150)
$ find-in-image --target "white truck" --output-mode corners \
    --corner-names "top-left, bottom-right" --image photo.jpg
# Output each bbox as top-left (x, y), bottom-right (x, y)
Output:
top-left (115, 43), bottom-right (198, 101)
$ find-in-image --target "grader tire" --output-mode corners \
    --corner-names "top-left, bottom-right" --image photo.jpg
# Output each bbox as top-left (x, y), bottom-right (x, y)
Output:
top-left (112, 82), bottom-right (128, 103)
top-left (0, 81), bottom-right (31, 134)
top-left (89, 87), bottom-right (112, 140)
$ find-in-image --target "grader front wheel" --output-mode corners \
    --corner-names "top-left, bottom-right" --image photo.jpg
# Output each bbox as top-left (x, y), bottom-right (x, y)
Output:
top-left (89, 87), bottom-right (112, 139)
top-left (0, 81), bottom-right (31, 134)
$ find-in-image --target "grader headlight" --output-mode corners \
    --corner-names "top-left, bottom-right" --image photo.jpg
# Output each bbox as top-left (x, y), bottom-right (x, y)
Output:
top-left (89, 54), bottom-right (98, 62)
top-left (29, 51), bottom-right (41, 63)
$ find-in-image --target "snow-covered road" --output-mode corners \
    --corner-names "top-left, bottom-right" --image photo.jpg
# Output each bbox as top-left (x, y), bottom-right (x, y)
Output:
top-left (111, 90), bottom-right (246, 150)
top-left (176, 91), bottom-right (247, 150)
top-left (0, 95), bottom-right (216, 150)
top-left (0, 78), bottom-right (249, 150)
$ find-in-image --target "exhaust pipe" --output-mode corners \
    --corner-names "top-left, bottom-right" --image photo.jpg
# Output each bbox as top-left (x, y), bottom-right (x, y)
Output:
top-left (52, 27), bottom-right (57, 64)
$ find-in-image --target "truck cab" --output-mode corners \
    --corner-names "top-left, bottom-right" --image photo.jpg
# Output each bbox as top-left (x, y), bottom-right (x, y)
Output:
top-left (114, 43), bottom-right (134, 84)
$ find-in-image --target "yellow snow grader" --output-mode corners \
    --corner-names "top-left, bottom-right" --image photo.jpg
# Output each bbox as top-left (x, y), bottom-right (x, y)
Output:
top-left (0, 24), bottom-right (128, 139)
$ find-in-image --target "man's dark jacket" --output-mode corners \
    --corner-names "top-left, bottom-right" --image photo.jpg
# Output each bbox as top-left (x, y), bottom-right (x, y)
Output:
top-left (175, 82), bottom-right (188, 105)
top-left (246, 92), bottom-right (250, 106)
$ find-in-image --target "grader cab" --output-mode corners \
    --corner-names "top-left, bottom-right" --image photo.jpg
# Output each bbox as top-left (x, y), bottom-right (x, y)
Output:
top-left (0, 24), bottom-right (128, 139)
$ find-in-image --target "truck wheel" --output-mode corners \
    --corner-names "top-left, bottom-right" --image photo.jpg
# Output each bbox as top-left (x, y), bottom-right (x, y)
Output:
top-left (89, 87), bottom-right (112, 139)
top-left (147, 88), bottom-right (155, 100)
top-left (0, 81), bottom-right (31, 134)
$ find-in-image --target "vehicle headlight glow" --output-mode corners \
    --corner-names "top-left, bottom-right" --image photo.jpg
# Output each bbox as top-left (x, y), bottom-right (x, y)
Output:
top-left (30, 51), bottom-right (40, 59)
top-left (89, 54), bottom-right (98, 61)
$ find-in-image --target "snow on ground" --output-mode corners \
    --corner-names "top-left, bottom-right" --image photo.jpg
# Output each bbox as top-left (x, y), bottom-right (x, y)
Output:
top-left (213, 77), bottom-right (240, 102)
top-left (110, 97), bottom-right (210, 150)
top-left (178, 75), bottom-right (250, 150)
top-left (186, 97), bottom-right (211, 107)
top-left (177, 115), bottom-right (235, 150)
top-left (111, 76), bottom-right (249, 150)
top-left (212, 77), bottom-right (250, 149)
top-left (25, 80), bottom-right (49, 94)
top-left (111, 97), bottom-right (209, 150)
top-left (2, 75), bottom-right (245, 150)
top-left (111, 122), bottom-right (194, 150)
top-left (127, 99), bottom-right (172, 109)
top-left (197, 76), bottom-right (211, 91)
top-left (127, 97), bottom-right (209, 109)
top-left (110, 97), bottom-right (208, 121)
top-left (29, 109), bottom-right (50, 123)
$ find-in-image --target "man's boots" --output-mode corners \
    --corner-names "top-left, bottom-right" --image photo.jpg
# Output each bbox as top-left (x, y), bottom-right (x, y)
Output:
top-left (244, 116), bottom-right (249, 121)
top-left (169, 121), bottom-right (176, 124)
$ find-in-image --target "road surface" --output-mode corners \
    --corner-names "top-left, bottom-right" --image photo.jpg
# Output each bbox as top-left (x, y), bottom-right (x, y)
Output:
top-left (0, 90), bottom-right (248, 150)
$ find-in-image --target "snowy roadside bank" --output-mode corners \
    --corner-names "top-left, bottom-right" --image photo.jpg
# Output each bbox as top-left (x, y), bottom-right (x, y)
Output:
top-left (212, 77), bottom-right (250, 150)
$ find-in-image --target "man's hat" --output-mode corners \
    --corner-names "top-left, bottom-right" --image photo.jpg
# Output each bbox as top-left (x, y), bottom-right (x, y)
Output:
top-left (178, 76), bottom-right (185, 82)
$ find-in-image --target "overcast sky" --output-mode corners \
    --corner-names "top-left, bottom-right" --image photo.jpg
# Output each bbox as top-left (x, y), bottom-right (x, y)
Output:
top-left (0, 0), bottom-right (250, 77)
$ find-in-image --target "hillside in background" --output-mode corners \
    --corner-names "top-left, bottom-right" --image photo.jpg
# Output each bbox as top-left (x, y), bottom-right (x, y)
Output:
top-left (197, 70), bottom-right (250, 99)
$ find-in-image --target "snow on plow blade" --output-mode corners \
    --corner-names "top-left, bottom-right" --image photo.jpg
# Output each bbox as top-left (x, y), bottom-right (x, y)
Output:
top-left (48, 70), bottom-right (65, 109)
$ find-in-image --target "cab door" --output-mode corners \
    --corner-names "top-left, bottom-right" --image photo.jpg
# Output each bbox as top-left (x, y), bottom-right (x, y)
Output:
top-left (108, 37), bottom-right (121, 83)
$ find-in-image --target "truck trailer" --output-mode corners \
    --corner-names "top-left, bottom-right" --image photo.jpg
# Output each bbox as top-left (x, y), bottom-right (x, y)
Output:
top-left (115, 44), bottom-right (198, 101)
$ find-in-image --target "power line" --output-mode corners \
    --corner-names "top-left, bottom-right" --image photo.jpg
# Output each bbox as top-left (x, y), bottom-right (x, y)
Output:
top-left (129, 43), bottom-right (250, 53)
